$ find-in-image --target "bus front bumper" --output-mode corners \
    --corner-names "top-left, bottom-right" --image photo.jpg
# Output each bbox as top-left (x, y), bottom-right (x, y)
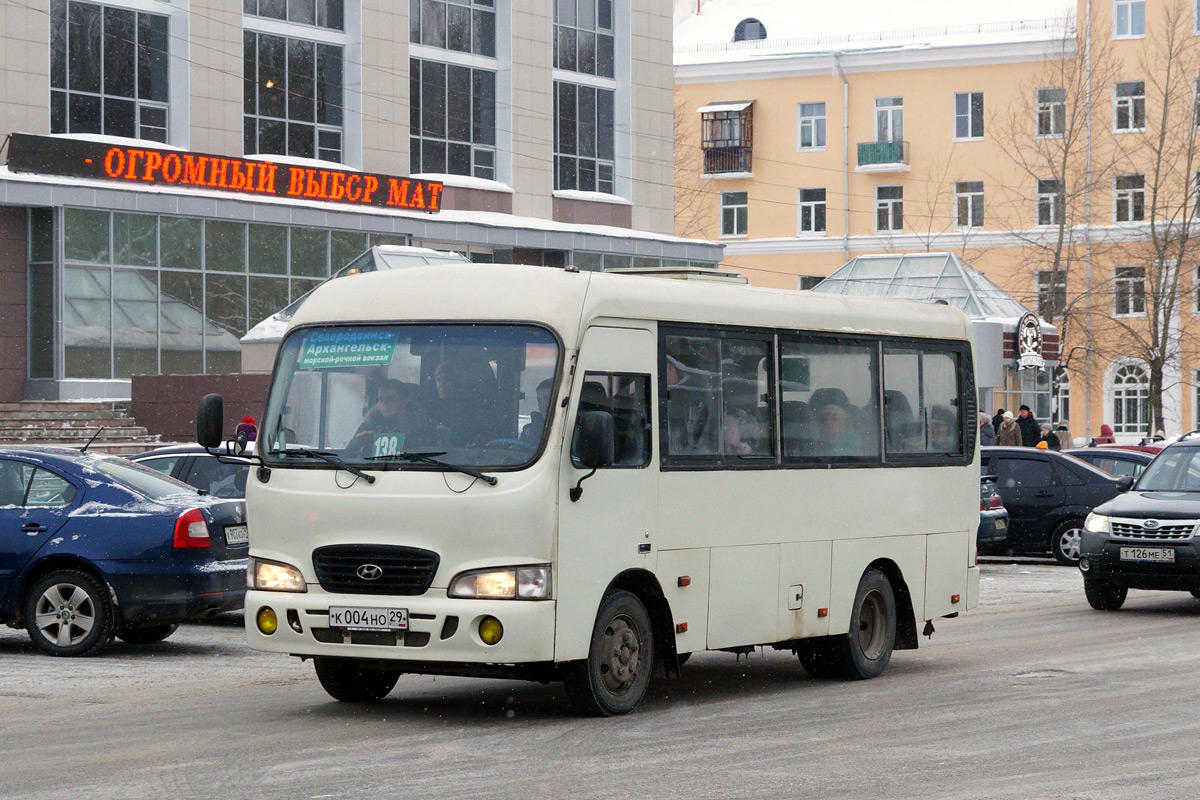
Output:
top-left (244, 589), bottom-right (557, 664)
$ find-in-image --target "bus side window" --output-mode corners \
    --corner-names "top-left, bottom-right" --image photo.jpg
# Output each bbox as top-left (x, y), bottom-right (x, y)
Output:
top-left (572, 372), bottom-right (652, 468)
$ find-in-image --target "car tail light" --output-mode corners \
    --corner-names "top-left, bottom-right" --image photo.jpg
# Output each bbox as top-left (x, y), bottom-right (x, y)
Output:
top-left (988, 495), bottom-right (1004, 510)
top-left (173, 508), bottom-right (211, 549)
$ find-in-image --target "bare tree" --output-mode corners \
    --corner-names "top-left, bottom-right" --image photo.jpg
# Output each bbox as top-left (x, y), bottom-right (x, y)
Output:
top-left (1096, 0), bottom-right (1200, 434)
top-left (673, 97), bottom-right (711, 240)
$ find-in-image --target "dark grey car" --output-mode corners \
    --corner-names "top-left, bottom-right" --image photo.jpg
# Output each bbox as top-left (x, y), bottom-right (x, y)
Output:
top-left (981, 447), bottom-right (1132, 566)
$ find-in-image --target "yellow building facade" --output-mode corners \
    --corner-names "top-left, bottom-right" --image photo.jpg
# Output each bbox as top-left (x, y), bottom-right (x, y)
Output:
top-left (675, 0), bottom-right (1200, 442)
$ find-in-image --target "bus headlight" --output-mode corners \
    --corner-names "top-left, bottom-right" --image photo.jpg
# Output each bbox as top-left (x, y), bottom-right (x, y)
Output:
top-left (449, 566), bottom-right (552, 599)
top-left (251, 558), bottom-right (307, 592)
top-left (1084, 513), bottom-right (1111, 534)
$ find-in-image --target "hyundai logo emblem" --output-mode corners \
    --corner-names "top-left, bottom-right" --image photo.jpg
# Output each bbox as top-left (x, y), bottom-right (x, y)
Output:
top-left (1143, 520), bottom-right (1161, 530)
top-left (356, 564), bottom-right (384, 581)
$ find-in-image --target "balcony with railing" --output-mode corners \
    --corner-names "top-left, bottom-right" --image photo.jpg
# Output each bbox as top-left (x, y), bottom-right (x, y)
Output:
top-left (703, 147), bottom-right (752, 175)
top-left (856, 140), bottom-right (910, 173)
top-left (700, 102), bottom-right (753, 176)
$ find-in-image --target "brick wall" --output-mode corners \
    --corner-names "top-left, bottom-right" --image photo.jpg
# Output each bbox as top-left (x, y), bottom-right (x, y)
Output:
top-left (131, 373), bottom-right (272, 443)
top-left (0, 207), bottom-right (28, 403)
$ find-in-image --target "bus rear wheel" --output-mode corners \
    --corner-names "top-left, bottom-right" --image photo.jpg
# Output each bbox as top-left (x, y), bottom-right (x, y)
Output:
top-left (562, 590), bottom-right (654, 716)
top-left (314, 657), bottom-right (400, 703)
top-left (804, 568), bottom-right (897, 681)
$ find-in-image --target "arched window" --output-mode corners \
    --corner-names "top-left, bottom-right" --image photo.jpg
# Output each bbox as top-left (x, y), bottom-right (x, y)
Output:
top-left (1112, 363), bottom-right (1149, 434)
top-left (733, 18), bottom-right (767, 42)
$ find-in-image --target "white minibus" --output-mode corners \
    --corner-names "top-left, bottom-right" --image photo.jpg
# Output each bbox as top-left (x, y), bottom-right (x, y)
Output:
top-left (199, 262), bottom-right (980, 715)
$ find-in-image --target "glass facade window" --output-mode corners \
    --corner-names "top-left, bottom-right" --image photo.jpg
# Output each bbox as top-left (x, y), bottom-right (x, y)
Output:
top-left (244, 0), bottom-right (345, 31)
top-left (409, 59), bottom-right (497, 179)
top-left (50, 0), bottom-right (169, 142)
top-left (410, 0), bottom-right (496, 57)
top-left (56, 209), bottom-right (368, 379)
top-left (554, 82), bottom-right (615, 193)
top-left (554, 0), bottom-right (614, 78)
top-left (29, 210), bottom-right (56, 380)
top-left (244, 31), bottom-right (344, 161)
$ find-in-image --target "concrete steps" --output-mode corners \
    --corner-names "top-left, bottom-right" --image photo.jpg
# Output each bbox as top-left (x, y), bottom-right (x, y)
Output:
top-left (0, 401), bottom-right (161, 455)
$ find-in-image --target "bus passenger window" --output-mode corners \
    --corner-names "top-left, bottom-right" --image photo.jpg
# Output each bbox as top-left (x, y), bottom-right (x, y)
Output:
top-left (780, 340), bottom-right (880, 460)
top-left (571, 372), bottom-right (651, 467)
top-left (884, 347), bottom-right (963, 457)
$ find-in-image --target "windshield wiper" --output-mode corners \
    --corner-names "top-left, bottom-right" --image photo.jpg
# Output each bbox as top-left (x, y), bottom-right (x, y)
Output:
top-left (367, 450), bottom-right (498, 486)
top-left (269, 446), bottom-right (376, 484)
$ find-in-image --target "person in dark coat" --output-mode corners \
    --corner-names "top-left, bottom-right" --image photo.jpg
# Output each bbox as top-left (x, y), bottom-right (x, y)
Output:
top-left (978, 413), bottom-right (997, 446)
top-left (991, 409), bottom-right (1006, 433)
top-left (1017, 405), bottom-right (1041, 447)
top-left (1040, 424), bottom-right (1061, 451)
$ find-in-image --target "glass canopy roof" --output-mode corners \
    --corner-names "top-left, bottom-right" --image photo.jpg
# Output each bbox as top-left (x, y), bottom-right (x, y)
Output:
top-left (808, 252), bottom-right (1031, 320)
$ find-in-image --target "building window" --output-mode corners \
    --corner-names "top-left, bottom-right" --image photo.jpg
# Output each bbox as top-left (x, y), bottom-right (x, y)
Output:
top-left (1114, 81), bottom-right (1145, 132)
top-left (954, 181), bottom-right (984, 229)
top-left (553, 0), bottom-right (612, 77)
top-left (410, 59), bottom-right (496, 179)
top-left (1115, 174), bottom-right (1145, 222)
top-left (875, 97), bottom-right (903, 142)
top-left (721, 192), bottom-right (748, 237)
top-left (411, 0), bottom-right (496, 56)
top-left (243, 32), bottom-right (344, 162)
top-left (554, 82), bottom-right (615, 193)
top-left (701, 104), bottom-right (753, 175)
top-left (733, 17), bottom-right (767, 41)
top-left (1053, 367), bottom-right (1070, 426)
top-left (50, 0), bottom-right (170, 142)
top-left (797, 275), bottom-right (825, 290)
top-left (798, 188), bottom-right (826, 234)
top-left (876, 186), bottom-right (903, 232)
top-left (1112, 363), bottom-right (1149, 435)
top-left (1037, 87), bottom-right (1066, 136)
top-left (797, 102), bottom-right (826, 149)
top-left (1037, 270), bottom-right (1067, 318)
top-left (1037, 178), bottom-right (1063, 226)
top-left (245, 0), bottom-right (344, 31)
top-left (954, 92), bottom-right (984, 139)
top-left (1115, 0), bottom-right (1145, 37)
top-left (1114, 265), bottom-right (1146, 316)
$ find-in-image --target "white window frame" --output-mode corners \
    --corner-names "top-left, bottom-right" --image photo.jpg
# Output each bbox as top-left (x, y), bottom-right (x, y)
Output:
top-left (720, 191), bottom-right (748, 238)
top-left (1114, 0), bottom-right (1146, 38)
top-left (1113, 265), bottom-right (1147, 317)
top-left (1114, 174), bottom-right (1145, 223)
top-left (874, 97), bottom-right (903, 142)
top-left (1036, 87), bottom-right (1065, 138)
top-left (1114, 81), bottom-right (1145, 133)
top-left (796, 102), bottom-right (826, 151)
top-left (953, 181), bottom-right (983, 230)
top-left (953, 92), bottom-right (984, 141)
top-left (797, 187), bottom-right (826, 234)
top-left (875, 185), bottom-right (903, 232)
top-left (1111, 362), bottom-right (1150, 435)
top-left (1036, 178), bottom-right (1063, 226)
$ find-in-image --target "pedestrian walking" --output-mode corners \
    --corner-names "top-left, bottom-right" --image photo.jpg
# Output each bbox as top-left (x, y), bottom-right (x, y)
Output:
top-left (991, 408), bottom-right (1006, 432)
top-left (1017, 405), bottom-right (1041, 447)
top-left (996, 411), bottom-right (1021, 446)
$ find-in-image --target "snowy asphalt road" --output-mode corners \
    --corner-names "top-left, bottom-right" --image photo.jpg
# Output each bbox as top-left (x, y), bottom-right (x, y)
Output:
top-left (2, 560), bottom-right (1199, 800)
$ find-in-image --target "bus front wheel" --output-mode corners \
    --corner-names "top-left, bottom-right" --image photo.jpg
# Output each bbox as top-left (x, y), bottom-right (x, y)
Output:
top-left (314, 657), bottom-right (400, 703)
top-left (801, 568), bottom-right (896, 680)
top-left (562, 590), bottom-right (654, 716)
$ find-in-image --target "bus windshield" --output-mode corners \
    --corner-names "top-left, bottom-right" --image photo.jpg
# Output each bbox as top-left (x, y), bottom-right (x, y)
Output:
top-left (261, 324), bottom-right (560, 469)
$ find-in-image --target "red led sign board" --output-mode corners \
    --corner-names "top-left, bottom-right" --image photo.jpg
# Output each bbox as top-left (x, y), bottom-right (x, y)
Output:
top-left (5, 133), bottom-right (444, 213)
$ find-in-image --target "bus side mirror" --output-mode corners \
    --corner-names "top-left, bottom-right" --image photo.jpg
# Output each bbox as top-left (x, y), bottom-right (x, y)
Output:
top-left (1116, 475), bottom-right (1135, 493)
top-left (573, 411), bottom-right (615, 469)
top-left (196, 393), bottom-right (225, 449)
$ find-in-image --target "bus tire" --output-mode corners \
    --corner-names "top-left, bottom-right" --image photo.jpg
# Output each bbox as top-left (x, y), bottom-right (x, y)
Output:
top-left (828, 568), bottom-right (897, 680)
top-left (562, 591), bottom-right (654, 716)
top-left (313, 657), bottom-right (400, 703)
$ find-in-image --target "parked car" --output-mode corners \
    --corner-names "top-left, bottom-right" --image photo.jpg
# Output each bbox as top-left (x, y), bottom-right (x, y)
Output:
top-left (978, 476), bottom-right (1009, 549)
top-left (1064, 447), bottom-right (1156, 479)
top-left (0, 446), bottom-right (248, 656)
top-left (131, 442), bottom-right (254, 499)
top-left (981, 447), bottom-right (1134, 566)
top-left (1079, 437), bottom-right (1200, 610)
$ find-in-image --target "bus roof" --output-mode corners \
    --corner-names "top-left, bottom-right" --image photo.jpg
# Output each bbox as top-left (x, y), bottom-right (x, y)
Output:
top-left (287, 262), bottom-right (975, 345)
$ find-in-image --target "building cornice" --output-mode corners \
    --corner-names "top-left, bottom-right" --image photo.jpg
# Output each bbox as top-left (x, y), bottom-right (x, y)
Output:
top-left (675, 38), bottom-right (1072, 84)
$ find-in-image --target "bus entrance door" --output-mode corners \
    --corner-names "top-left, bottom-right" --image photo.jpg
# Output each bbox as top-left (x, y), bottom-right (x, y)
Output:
top-left (554, 326), bottom-right (660, 662)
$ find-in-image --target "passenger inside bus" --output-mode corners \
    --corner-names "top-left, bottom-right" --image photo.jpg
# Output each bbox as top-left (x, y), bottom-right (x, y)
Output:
top-left (520, 378), bottom-right (554, 445)
top-left (347, 379), bottom-right (429, 457)
top-left (928, 405), bottom-right (959, 453)
top-left (429, 358), bottom-right (504, 447)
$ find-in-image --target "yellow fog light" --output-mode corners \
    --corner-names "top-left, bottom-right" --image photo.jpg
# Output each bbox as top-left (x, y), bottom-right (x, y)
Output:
top-left (478, 616), bottom-right (503, 645)
top-left (257, 606), bottom-right (278, 635)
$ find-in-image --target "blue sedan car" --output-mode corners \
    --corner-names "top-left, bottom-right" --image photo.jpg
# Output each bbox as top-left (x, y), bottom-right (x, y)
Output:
top-left (0, 447), bottom-right (248, 656)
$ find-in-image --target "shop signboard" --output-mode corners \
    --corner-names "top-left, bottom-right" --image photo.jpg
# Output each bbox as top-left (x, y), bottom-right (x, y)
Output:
top-left (1016, 311), bottom-right (1045, 370)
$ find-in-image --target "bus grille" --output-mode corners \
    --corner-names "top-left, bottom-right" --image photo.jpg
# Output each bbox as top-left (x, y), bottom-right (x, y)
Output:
top-left (312, 545), bottom-right (440, 596)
